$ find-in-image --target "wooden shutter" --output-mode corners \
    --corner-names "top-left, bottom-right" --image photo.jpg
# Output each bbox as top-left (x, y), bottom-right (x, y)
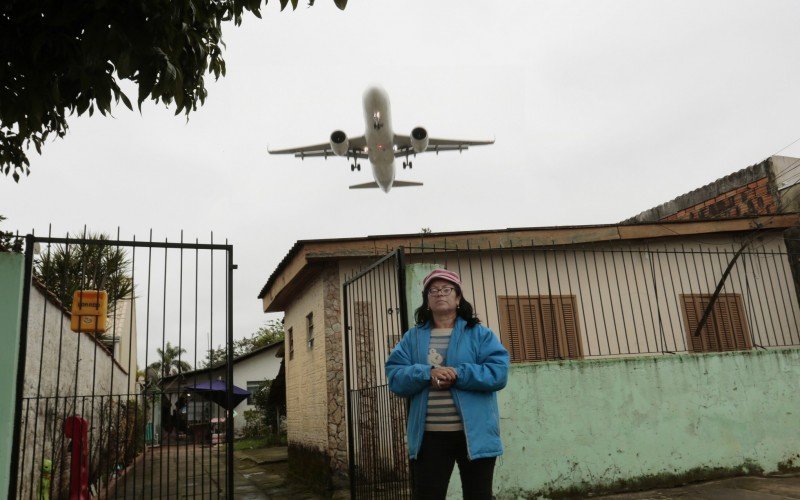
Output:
top-left (520, 300), bottom-right (544, 361)
top-left (499, 296), bottom-right (583, 362)
top-left (681, 294), bottom-right (751, 353)
top-left (683, 297), bottom-right (704, 352)
top-left (499, 298), bottom-right (524, 362)
top-left (729, 296), bottom-right (751, 349)
top-left (560, 298), bottom-right (582, 358)
top-left (539, 300), bottom-right (559, 360)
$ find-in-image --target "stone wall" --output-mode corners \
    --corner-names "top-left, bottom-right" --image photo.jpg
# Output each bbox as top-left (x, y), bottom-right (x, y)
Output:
top-left (322, 265), bottom-right (348, 486)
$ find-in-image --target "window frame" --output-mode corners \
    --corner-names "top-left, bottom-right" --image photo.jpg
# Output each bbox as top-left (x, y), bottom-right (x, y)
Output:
top-left (306, 312), bottom-right (314, 349)
top-left (246, 380), bottom-right (263, 405)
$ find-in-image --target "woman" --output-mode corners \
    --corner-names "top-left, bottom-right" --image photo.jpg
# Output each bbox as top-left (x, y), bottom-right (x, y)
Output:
top-left (385, 268), bottom-right (509, 500)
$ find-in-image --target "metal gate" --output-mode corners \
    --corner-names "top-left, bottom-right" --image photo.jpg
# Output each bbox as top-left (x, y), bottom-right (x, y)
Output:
top-left (9, 232), bottom-right (235, 499)
top-left (343, 249), bottom-right (413, 499)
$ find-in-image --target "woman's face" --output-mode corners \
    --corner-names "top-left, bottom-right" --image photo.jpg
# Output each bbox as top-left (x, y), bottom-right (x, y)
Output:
top-left (426, 279), bottom-right (461, 315)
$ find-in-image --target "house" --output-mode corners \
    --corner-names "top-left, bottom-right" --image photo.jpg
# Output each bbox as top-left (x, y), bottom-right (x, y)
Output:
top-left (161, 340), bottom-right (284, 435)
top-left (258, 213), bottom-right (800, 496)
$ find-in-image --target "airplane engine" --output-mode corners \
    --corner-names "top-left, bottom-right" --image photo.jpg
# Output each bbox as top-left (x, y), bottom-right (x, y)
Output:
top-left (330, 130), bottom-right (349, 156)
top-left (411, 127), bottom-right (429, 153)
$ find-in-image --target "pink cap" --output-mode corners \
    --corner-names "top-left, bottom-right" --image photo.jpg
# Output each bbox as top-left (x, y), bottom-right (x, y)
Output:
top-left (422, 268), bottom-right (462, 289)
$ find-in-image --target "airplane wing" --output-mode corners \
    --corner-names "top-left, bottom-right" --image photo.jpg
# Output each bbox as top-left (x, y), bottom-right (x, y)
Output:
top-left (393, 135), bottom-right (494, 157)
top-left (268, 136), bottom-right (368, 160)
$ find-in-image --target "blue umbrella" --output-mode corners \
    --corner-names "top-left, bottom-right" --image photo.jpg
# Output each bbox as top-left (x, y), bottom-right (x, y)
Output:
top-left (186, 380), bottom-right (250, 410)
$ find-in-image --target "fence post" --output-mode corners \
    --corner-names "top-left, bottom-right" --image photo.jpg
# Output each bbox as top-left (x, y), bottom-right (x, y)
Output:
top-left (342, 278), bottom-right (355, 499)
top-left (2, 236), bottom-right (32, 498)
top-left (396, 247), bottom-right (409, 334)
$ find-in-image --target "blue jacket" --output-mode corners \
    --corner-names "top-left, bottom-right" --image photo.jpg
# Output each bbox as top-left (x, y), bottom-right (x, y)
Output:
top-left (385, 316), bottom-right (509, 460)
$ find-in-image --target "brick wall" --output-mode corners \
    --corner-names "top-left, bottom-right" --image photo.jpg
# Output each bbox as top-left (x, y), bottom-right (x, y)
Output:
top-left (660, 176), bottom-right (777, 221)
top-left (322, 265), bottom-right (348, 487)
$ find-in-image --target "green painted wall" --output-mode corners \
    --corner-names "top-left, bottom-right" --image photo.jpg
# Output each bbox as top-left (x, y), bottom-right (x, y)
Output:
top-left (0, 253), bottom-right (24, 497)
top-left (446, 349), bottom-right (800, 498)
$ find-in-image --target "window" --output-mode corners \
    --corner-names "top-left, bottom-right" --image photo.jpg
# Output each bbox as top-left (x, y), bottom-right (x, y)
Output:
top-left (680, 294), bottom-right (751, 353)
top-left (288, 327), bottom-right (294, 360)
top-left (306, 312), bottom-right (314, 349)
top-left (498, 295), bottom-right (582, 363)
top-left (246, 381), bottom-right (263, 405)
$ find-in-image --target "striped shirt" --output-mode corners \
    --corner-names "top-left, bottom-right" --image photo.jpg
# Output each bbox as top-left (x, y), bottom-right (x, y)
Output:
top-left (426, 328), bottom-right (463, 432)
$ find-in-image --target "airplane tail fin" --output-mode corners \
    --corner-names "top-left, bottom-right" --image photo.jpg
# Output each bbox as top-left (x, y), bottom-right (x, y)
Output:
top-left (348, 180), bottom-right (424, 190)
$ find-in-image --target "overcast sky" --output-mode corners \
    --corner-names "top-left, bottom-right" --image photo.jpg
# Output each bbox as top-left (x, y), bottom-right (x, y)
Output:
top-left (3, 0), bottom-right (800, 356)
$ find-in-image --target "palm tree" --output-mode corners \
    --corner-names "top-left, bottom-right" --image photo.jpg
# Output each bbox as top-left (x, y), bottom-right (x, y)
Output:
top-left (34, 232), bottom-right (133, 311)
top-left (149, 342), bottom-right (192, 380)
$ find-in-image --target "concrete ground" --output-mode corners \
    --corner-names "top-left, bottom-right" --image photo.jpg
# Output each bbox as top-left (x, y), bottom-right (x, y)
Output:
top-left (102, 445), bottom-right (800, 499)
top-left (598, 473), bottom-right (800, 499)
top-left (233, 448), bottom-right (800, 499)
top-left (233, 446), bottom-right (349, 499)
top-left (101, 443), bottom-right (341, 499)
top-left (102, 444), bottom-right (228, 498)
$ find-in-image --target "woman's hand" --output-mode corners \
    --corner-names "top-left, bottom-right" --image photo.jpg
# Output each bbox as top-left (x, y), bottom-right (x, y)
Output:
top-left (430, 366), bottom-right (458, 390)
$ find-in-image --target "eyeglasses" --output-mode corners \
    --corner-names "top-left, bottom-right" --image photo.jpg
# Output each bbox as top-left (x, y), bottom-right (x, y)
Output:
top-left (427, 286), bottom-right (455, 296)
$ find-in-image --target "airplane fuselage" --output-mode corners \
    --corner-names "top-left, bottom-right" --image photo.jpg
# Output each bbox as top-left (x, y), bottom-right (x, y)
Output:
top-left (362, 87), bottom-right (396, 192)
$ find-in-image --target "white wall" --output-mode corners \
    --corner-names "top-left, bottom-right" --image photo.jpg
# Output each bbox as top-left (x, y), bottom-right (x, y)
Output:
top-left (232, 344), bottom-right (282, 432)
top-left (17, 284), bottom-right (132, 500)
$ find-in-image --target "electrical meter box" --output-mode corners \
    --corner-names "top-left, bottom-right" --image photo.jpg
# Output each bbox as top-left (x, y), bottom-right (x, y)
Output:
top-left (70, 290), bottom-right (108, 333)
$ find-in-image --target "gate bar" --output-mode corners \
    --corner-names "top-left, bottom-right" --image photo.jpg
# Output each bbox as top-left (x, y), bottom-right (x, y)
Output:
top-left (226, 246), bottom-right (235, 496)
top-left (396, 247), bottom-right (410, 333)
top-left (342, 271), bottom-right (356, 499)
top-left (32, 236), bottom-right (231, 251)
top-left (343, 250), bottom-right (401, 287)
top-left (8, 234), bottom-right (34, 499)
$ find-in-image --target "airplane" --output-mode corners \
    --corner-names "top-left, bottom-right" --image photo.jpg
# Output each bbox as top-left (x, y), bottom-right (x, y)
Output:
top-left (267, 86), bottom-right (495, 193)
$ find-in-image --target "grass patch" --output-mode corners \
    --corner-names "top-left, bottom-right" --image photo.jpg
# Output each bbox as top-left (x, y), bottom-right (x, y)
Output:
top-left (234, 434), bottom-right (287, 451)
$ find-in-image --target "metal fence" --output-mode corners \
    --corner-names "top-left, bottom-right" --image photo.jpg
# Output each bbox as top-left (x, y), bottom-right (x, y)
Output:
top-left (403, 239), bottom-right (800, 358)
top-left (10, 232), bottom-right (235, 499)
top-left (343, 250), bottom-right (412, 500)
top-left (340, 236), bottom-right (800, 498)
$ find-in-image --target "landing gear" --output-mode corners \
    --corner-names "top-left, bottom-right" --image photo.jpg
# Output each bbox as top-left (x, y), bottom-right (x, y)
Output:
top-left (403, 160), bottom-right (413, 169)
top-left (351, 163), bottom-right (361, 172)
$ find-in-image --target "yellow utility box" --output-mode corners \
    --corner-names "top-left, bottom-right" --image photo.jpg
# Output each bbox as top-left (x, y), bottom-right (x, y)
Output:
top-left (70, 290), bottom-right (108, 334)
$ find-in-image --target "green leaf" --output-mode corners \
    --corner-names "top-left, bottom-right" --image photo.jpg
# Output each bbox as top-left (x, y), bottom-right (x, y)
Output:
top-left (137, 69), bottom-right (157, 108)
top-left (119, 91), bottom-right (132, 110)
top-left (77, 96), bottom-right (90, 116)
